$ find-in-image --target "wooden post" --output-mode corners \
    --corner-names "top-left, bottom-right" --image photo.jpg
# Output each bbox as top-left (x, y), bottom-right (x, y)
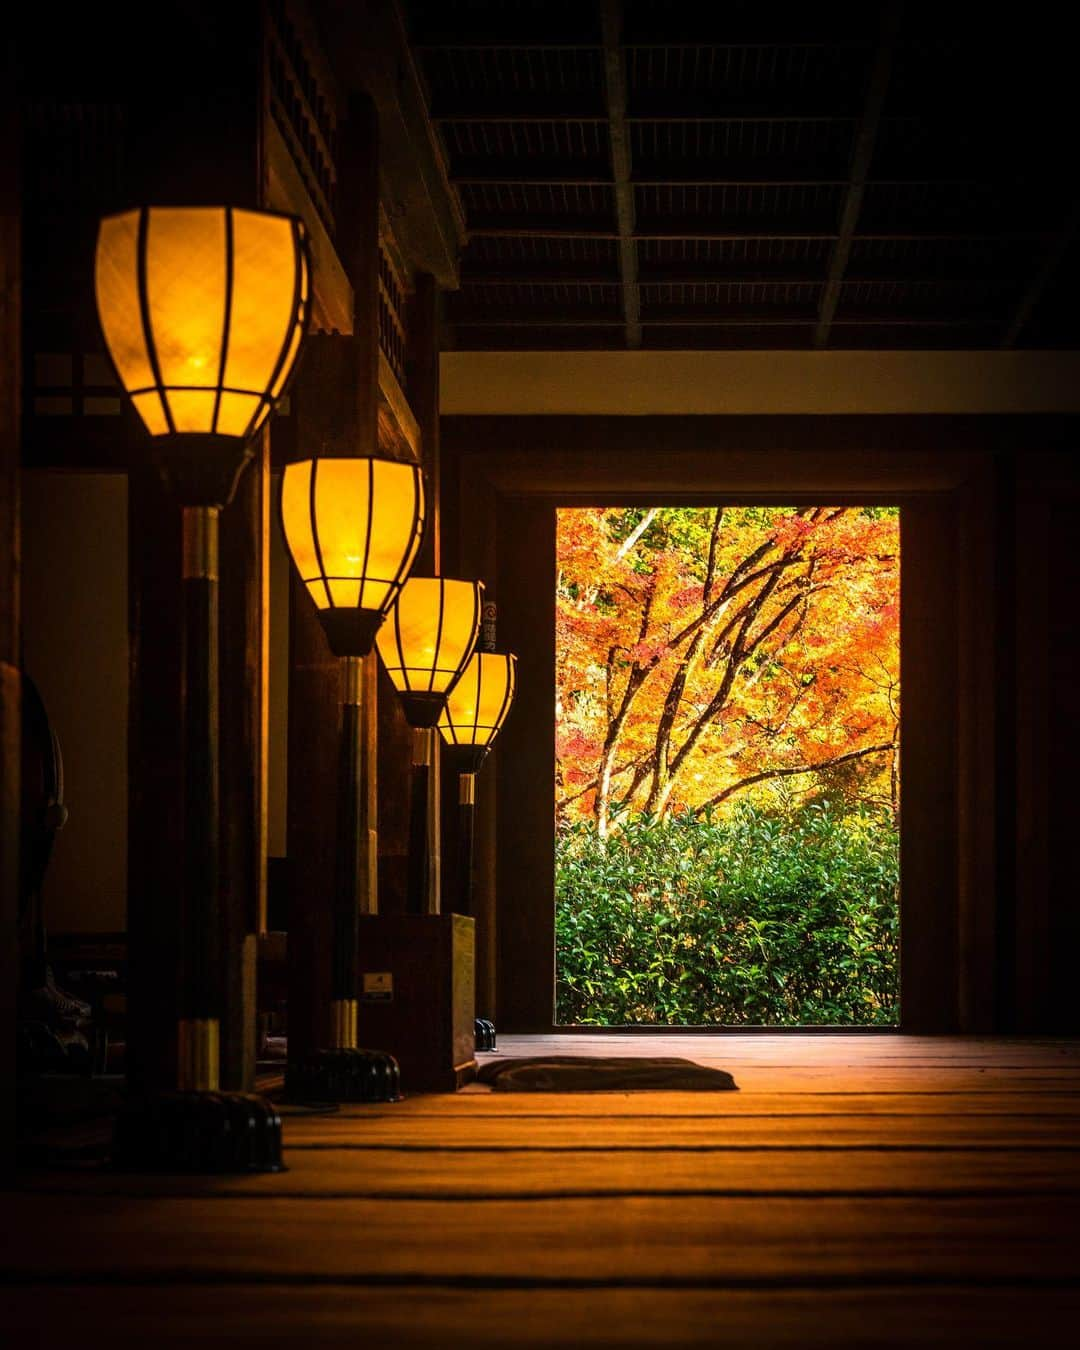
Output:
top-left (285, 565), bottom-right (338, 1063)
top-left (126, 470), bottom-right (183, 1094)
top-left (1, 56), bottom-right (21, 1162)
top-left (410, 274), bottom-right (442, 915)
top-left (217, 434), bottom-right (269, 1090)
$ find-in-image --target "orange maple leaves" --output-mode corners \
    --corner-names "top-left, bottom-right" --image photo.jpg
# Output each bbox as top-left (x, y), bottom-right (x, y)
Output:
top-left (556, 505), bottom-right (900, 829)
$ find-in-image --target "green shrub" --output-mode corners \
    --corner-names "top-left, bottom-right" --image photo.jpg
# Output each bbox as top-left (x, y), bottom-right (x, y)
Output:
top-left (554, 801), bottom-right (899, 1026)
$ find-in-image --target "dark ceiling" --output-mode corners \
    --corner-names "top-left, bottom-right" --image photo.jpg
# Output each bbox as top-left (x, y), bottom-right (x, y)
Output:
top-left (403, 0), bottom-right (1080, 351)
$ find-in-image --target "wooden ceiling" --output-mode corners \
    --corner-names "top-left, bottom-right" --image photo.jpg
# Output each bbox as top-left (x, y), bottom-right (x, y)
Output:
top-left (402, 0), bottom-right (1080, 350)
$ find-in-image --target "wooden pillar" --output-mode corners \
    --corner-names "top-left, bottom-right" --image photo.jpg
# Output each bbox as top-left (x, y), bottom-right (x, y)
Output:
top-left (379, 273), bottom-right (443, 914)
top-left (411, 275), bottom-right (442, 914)
top-left (284, 81), bottom-right (382, 1057)
top-left (217, 435), bottom-right (269, 1090)
top-left (126, 470), bottom-right (183, 1093)
top-left (285, 566), bottom-right (338, 1063)
top-left (1, 56), bottom-right (21, 1161)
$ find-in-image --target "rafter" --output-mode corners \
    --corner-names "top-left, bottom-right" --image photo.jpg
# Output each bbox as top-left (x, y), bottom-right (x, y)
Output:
top-left (599, 0), bottom-right (641, 348)
top-left (813, 2), bottom-right (903, 347)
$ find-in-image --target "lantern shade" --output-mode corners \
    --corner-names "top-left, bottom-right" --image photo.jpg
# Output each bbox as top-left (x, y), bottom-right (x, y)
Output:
top-left (95, 206), bottom-right (310, 442)
top-left (438, 652), bottom-right (517, 772)
top-left (280, 457), bottom-right (425, 657)
top-left (377, 577), bottom-right (483, 726)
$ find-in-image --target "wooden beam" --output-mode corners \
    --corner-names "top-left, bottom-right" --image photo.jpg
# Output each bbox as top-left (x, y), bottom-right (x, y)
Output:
top-left (1000, 198), bottom-right (1080, 348)
top-left (466, 223), bottom-right (1047, 242)
top-left (599, 0), bottom-right (641, 349)
top-left (431, 98), bottom-right (856, 122)
top-left (814, 3), bottom-right (902, 348)
top-left (449, 311), bottom-right (991, 328)
top-left (461, 269), bottom-right (1021, 287)
top-left (453, 170), bottom-right (989, 188)
top-left (319, 0), bottom-right (465, 286)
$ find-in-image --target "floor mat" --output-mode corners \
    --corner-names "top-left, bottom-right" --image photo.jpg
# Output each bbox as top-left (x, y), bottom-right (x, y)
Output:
top-left (476, 1055), bottom-right (738, 1092)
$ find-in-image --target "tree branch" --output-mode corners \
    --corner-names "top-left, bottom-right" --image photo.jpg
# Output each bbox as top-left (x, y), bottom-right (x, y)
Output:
top-left (695, 742), bottom-right (895, 813)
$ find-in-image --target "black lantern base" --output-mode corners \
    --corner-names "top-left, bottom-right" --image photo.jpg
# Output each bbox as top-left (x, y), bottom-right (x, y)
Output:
top-left (318, 609), bottom-right (386, 658)
top-left (285, 1048), bottom-right (403, 1103)
top-left (474, 1017), bottom-right (498, 1052)
top-left (111, 1090), bottom-right (284, 1173)
top-left (400, 693), bottom-right (446, 728)
top-left (445, 745), bottom-right (491, 776)
top-left (153, 433), bottom-right (254, 509)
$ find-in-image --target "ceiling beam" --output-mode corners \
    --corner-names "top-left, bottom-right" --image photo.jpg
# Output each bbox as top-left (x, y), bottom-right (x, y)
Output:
top-left (453, 169), bottom-right (990, 188)
top-left (460, 270), bottom-right (1022, 287)
top-left (813, 2), bottom-right (903, 347)
top-left (466, 221), bottom-right (1047, 242)
top-left (431, 98), bottom-right (857, 123)
top-left (599, 0), bottom-right (640, 348)
top-left (1000, 198), bottom-right (1080, 347)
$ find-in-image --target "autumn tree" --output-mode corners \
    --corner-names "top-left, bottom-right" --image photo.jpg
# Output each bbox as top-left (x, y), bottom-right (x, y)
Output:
top-left (556, 506), bottom-right (900, 835)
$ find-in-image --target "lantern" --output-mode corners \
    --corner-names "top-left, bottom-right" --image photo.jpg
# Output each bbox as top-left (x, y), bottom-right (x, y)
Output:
top-left (280, 457), bottom-right (426, 656)
top-left (376, 577), bottom-right (483, 726)
top-left (278, 456), bottom-right (425, 1105)
top-left (95, 205), bottom-right (310, 505)
top-left (96, 204), bottom-right (312, 1173)
top-left (438, 652), bottom-right (517, 774)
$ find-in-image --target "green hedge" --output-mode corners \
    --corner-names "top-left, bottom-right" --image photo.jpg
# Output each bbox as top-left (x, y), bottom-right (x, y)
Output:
top-left (554, 802), bottom-right (899, 1026)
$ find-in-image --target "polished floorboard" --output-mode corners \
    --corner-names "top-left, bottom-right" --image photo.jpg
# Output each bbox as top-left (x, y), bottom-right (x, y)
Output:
top-left (5, 1034), bottom-right (1080, 1347)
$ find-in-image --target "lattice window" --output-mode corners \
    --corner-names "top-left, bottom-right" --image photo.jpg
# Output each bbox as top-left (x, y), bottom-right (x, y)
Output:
top-left (266, 0), bottom-right (339, 238)
top-left (378, 244), bottom-right (410, 389)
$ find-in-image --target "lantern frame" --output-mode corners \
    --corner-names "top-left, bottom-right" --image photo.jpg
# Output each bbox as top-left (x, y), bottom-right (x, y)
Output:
top-left (95, 205), bottom-right (312, 507)
top-left (279, 456), bottom-right (427, 657)
top-left (438, 651), bottom-right (517, 774)
top-left (376, 577), bottom-right (484, 727)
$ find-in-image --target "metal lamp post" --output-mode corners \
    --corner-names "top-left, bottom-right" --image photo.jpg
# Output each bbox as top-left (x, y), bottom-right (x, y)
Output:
top-left (279, 454), bottom-right (425, 1102)
top-left (437, 650), bottom-right (517, 1050)
top-left (95, 205), bottom-right (311, 1170)
top-left (375, 577), bottom-right (483, 914)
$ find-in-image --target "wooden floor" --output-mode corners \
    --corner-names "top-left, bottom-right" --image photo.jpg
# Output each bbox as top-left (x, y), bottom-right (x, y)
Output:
top-left (5, 1034), bottom-right (1080, 1346)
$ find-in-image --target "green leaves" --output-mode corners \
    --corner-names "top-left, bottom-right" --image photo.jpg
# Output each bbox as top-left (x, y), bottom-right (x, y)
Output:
top-left (554, 801), bottom-right (899, 1027)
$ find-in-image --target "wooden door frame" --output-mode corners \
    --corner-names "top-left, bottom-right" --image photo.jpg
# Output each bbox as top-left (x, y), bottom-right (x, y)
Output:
top-left (442, 413), bottom-right (1071, 1034)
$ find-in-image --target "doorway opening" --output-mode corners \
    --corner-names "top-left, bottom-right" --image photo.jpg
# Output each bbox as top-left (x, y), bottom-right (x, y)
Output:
top-left (554, 505), bottom-right (900, 1027)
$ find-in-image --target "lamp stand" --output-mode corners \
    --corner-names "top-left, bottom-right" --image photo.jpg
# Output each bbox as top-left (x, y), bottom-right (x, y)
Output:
top-left (285, 654), bottom-right (401, 1103)
top-left (406, 727), bottom-right (434, 915)
top-left (114, 500), bottom-right (283, 1172)
top-left (456, 770), bottom-right (496, 1051)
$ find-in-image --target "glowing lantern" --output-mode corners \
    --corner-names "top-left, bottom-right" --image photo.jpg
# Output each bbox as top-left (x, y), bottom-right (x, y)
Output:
top-left (96, 206), bottom-right (309, 504)
top-left (376, 577), bottom-right (483, 726)
top-left (438, 652), bottom-right (517, 773)
top-left (280, 456), bottom-right (426, 656)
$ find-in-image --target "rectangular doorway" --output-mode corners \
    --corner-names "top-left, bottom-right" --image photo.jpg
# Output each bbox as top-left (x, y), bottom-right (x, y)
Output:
top-left (554, 505), bottom-right (900, 1027)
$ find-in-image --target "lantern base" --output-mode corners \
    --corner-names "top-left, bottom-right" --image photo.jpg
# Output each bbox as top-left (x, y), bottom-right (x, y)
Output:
top-left (475, 1017), bottom-right (498, 1052)
top-left (152, 433), bottom-right (255, 509)
top-left (285, 1047), bottom-right (403, 1103)
top-left (400, 693), bottom-right (446, 728)
top-left (317, 609), bottom-right (386, 658)
top-left (111, 1090), bottom-right (284, 1173)
top-left (444, 745), bottom-right (491, 775)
